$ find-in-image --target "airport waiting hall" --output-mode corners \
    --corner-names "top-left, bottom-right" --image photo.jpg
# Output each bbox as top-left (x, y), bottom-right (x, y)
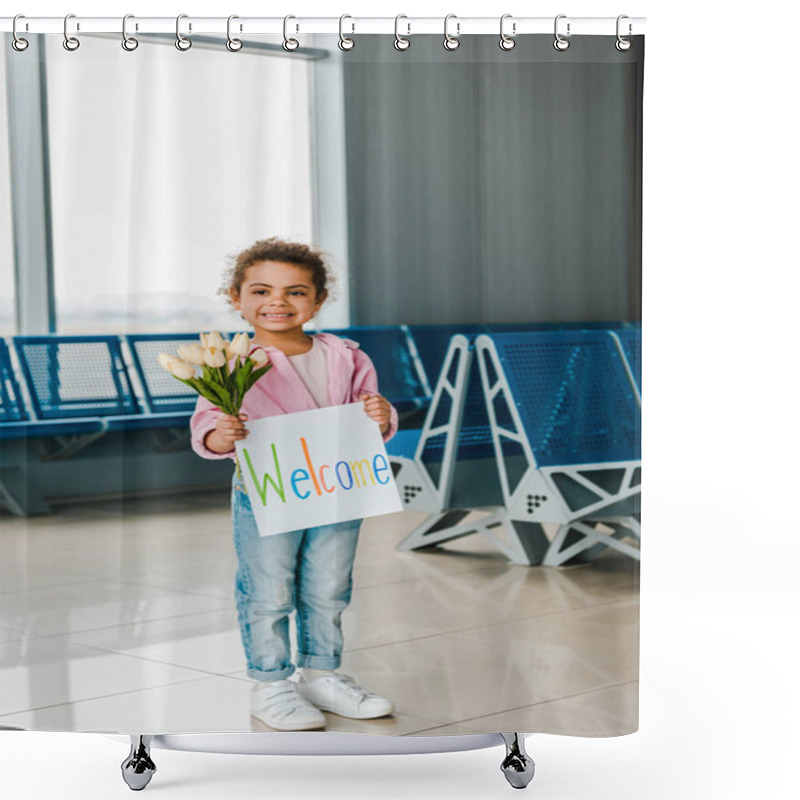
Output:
top-left (1, 31), bottom-right (641, 740)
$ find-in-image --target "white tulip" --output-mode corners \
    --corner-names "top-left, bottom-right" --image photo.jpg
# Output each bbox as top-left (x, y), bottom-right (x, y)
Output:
top-left (249, 349), bottom-right (269, 367)
top-left (177, 343), bottom-right (206, 365)
top-left (201, 331), bottom-right (227, 351)
top-left (169, 359), bottom-right (197, 380)
top-left (229, 332), bottom-right (251, 357)
top-left (158, 353), bottom-right (195, 380)
top-left (204, 347), bottom-right (226, 368)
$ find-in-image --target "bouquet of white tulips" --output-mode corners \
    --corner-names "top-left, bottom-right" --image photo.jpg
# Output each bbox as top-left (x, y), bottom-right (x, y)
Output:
top-left (158, 332), bottom-right (271, 416)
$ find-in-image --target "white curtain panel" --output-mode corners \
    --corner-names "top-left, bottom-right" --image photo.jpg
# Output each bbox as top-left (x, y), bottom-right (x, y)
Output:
top-left (1, 28), bottom-right (642, 787)
top-left (43, 37), bottom-right (316, 334)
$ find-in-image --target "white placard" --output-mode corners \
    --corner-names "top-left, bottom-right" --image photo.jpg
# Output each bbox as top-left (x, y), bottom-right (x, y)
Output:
top-left (234, 403), bottom-right (403, 536)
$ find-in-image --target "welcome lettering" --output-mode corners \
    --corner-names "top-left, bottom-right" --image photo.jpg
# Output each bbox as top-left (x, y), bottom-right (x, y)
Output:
top-left (241, 437), bottom-right (391, 508)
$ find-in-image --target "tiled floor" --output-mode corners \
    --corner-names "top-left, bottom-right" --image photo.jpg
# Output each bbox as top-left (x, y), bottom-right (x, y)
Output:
top-left (0, 491), bottom-right (638, 736)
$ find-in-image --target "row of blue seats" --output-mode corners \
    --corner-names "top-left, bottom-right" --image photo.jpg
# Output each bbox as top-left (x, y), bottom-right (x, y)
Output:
top-left (387, 325), bottom-right (640, 465)
top-left (0, 323), bottom-right (639, 443)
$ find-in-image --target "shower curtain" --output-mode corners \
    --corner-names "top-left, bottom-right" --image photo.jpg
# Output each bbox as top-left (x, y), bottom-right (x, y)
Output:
top-left (1, 20), bottom-right (643, 744)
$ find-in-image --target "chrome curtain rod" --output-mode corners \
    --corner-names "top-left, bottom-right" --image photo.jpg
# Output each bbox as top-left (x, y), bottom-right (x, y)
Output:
top-left (2, 15), bottom-right (646, 37)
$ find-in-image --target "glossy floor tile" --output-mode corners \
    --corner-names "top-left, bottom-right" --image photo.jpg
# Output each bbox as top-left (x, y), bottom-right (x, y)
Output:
top-left (336, 627), bottom-right (638, 726)
top-left (0, 493), bottom-right (639, 735)
top-left (0, 636), bottom-right (211, 716)
top-left (450, 598), bottom-right (641, 667)
top-left (0, 579), bottom-right (233, 640)
top-left (343, 564), bottom-right (590, 651)
top-left (64, 608), bottom-right (246, 675)
top-left (0, 675), bottom-right (250, 733)
top-left (453, 681), bottom-right (639, 737)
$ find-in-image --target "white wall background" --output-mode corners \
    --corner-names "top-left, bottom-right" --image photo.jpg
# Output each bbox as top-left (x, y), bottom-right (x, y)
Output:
top-left (2, 1), bottom-right (798, 799)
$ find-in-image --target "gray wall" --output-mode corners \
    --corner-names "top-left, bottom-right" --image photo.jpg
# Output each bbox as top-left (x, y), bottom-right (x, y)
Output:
top-left (343, 35), bottom-right (643, 325)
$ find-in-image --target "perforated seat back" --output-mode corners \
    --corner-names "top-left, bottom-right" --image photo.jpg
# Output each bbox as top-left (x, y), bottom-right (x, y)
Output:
top-left (14, 336), bottom-right (140, 420)
top-left (458, 341), bottom-right (493, 457)
top-left (611, 328), bottom-right (641, 393)
top-left (489, 331), bottom-right (640, 467)
top-left (320, 326), bottom-right (426, 408)
top-left (127, 333), bottom-right (206, 413)
top-left (0, 339), bottom-right (28, 422)
top-left (406, 331), bottom-right (493, 463)
top-left (407, 324), bottom-right (484, 388)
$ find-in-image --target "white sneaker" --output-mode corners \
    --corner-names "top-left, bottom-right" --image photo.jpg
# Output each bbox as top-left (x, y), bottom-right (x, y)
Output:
top-left (297, 673), bottom-right (394, 719)
top-left (250, 680), bottom-right (326, 731)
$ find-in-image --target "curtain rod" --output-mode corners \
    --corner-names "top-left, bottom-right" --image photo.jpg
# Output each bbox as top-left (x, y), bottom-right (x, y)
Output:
top-left (1, 16), bottom-right (646, 37)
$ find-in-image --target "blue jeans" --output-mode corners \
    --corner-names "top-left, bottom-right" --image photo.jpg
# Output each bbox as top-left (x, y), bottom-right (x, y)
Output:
top-left (231, 479), bottom-right (361, 682)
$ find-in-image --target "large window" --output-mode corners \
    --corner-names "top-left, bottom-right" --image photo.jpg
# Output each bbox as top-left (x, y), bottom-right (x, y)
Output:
top-left (41, 36), bottom-right (315, 334)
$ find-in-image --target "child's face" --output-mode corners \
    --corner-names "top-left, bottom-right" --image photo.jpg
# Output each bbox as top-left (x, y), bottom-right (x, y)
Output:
top-left (232, 260), bottom-right (325, 337)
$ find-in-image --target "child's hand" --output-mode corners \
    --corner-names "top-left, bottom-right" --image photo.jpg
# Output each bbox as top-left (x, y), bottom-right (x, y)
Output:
top-left (360, 393), bottom-right (391, 435)
top-left (205, 412), bottom-right (249, 453)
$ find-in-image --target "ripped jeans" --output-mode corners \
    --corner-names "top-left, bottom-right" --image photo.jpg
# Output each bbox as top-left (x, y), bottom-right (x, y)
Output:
top-left (231, 478), bottom-right (361, 682)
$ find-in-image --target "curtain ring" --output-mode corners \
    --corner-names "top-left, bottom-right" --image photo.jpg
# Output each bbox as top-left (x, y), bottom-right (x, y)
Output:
top-left (283, 15), bottom-right (299, 51)
top-left (122, 15), bottom-right (138, 51)
top-left (63, 13), bottom-right (80, 51)
top-left (443, 14), bottom-right (460, 51)
top-left (12, 15), bottom-right (29, 51)
top-left (175, 14), bottom-right (192, 50)
top-left (616, 15), bottom-right (632, 51)
top-left (338, 14), bottom-right (355, 51)
top-left (394, 15), bottom-right (410, 51)
top-left (499, 14), bottom-right (515, 51)
top-left (554, 15), bottom-right (570, 51)
top-left (227, 15), bottom-right (243, 51)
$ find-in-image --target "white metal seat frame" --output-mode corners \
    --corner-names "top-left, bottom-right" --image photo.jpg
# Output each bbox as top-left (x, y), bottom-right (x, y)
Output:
top-left (388, 335), bottom-right (549, 565)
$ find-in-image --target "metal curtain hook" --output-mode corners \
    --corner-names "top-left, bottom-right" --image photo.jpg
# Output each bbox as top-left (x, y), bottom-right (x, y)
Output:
top-left (338, 14), bottom-right (355, 51)
top-left (554, 14), bottom-right (570, 51)
top-left (394, 15), bottom-right (410, 51)
top-left (63, 13), bottom-right (80, 51)
top-left (175, 14), bottom-right (192, 50)
top-left (499, 14), bottom-right (515, 51)
top-left (122, 15), bottom-right (138, 51)
top-left (283, 15), bottom-right (299, 51)
top-left (616, 14), bottom-right (632, 51)
top-left (227, 15), bottom-right (243, 51)
top-left (12, 15), bottom-right (29, 51)
top-left (443, 14), bottom-right (460, 51)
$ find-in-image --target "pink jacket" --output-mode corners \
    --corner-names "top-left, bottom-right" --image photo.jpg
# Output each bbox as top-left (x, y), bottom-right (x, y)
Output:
top-left (190, 333), bottom-right (399, 461)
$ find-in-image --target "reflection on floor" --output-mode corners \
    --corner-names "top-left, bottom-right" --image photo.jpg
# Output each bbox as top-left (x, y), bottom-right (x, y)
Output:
top-left (0, 490), bottom-right (638, 736)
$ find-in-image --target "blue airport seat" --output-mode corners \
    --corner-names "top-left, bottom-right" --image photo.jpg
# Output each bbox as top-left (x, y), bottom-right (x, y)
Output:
top-left (1, 338), bottom-right (107, 442)
top-left (0, 338), bottom-right (28, 423)
top-left (489, 330), bottom-right (640, 467)
top-left (407, 324), bottom-right (484, 389)
top-left (386, 428), bottom-right (422, 461)
top-left (10, 335), bottom-right (191, 438)
top-left (319, 326), bottom-right (428, 413)
top-left (1, 332), bottom-right (257, 515)
top-left (0, 416), bottom-right (106, 441)
top-left (408, 322), bottom-right (637, 394)
top-left (405, 327), bottom-right (494, 462)
top-left (125, 333), bottom-right (204, 414)
top-left (386, 335), bottom-right (521, 560)
top-left (420, 336), bottom-right (494, 464)
top-left (14, 335), bottom-right (141, 421)
top-left (385, 331), bottom-right (493, 465)
top-left (609, 327), bottom-right (642, 399)
top-left (476, 330), bottom-right (641, 566)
